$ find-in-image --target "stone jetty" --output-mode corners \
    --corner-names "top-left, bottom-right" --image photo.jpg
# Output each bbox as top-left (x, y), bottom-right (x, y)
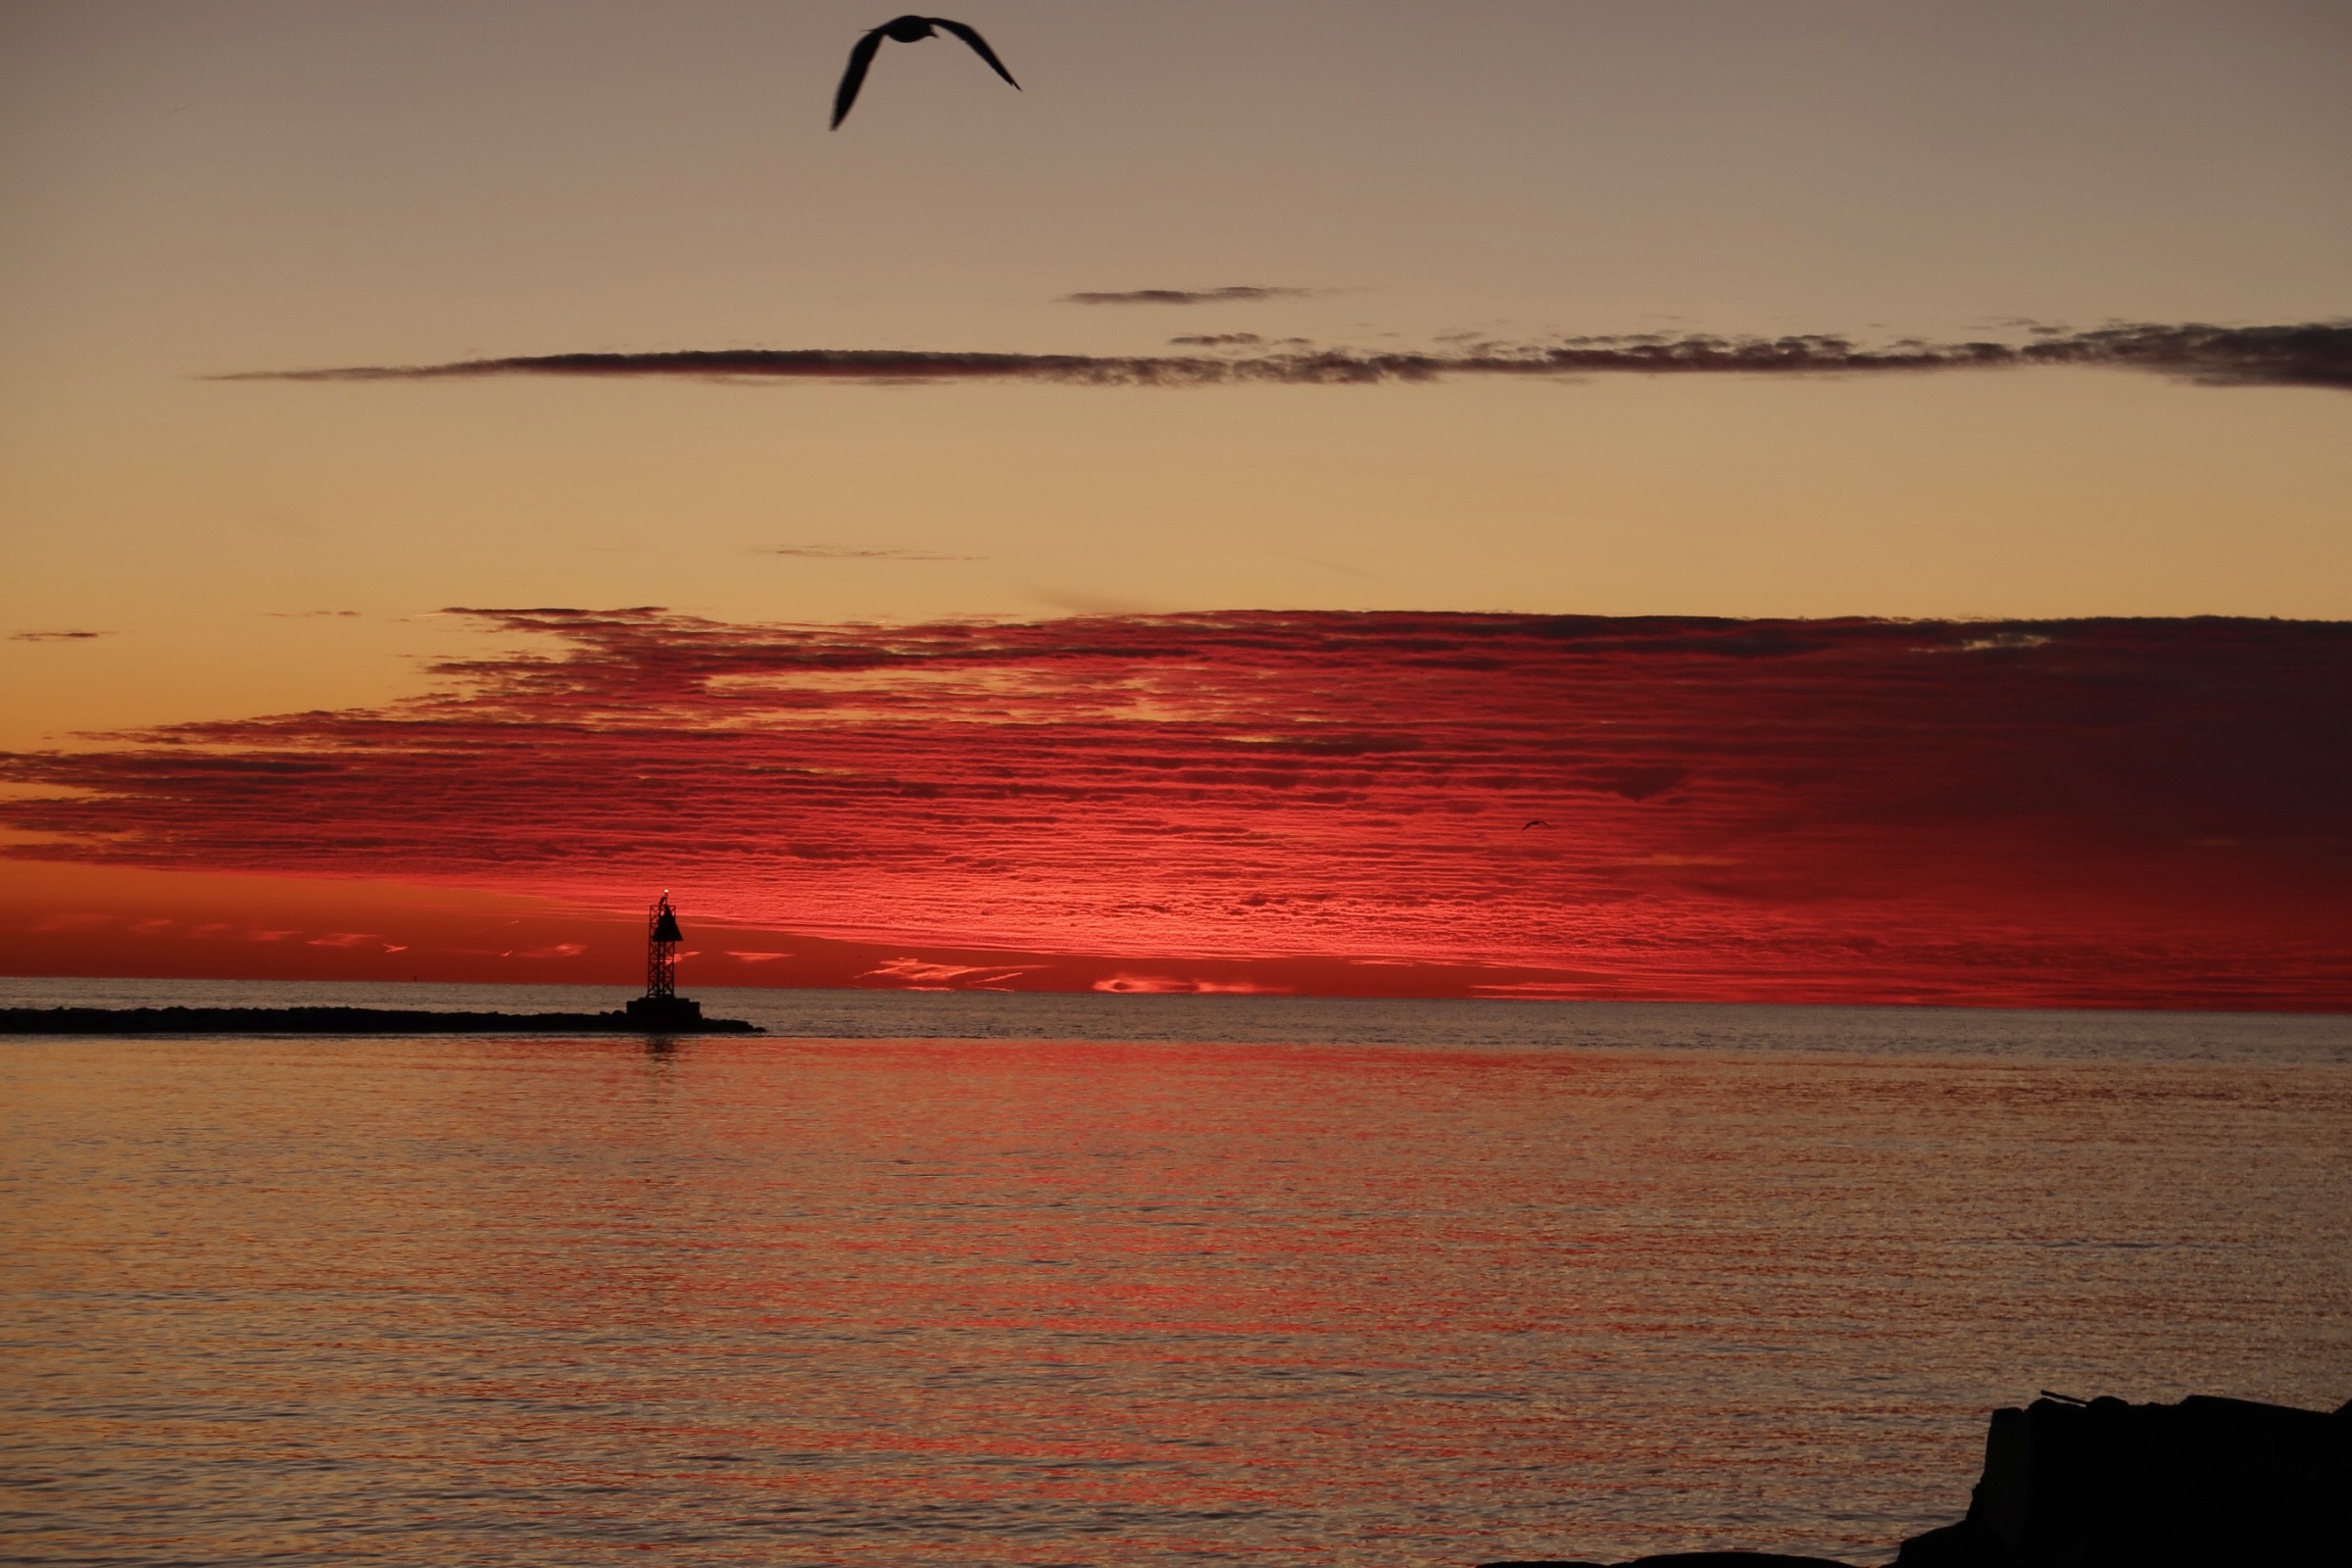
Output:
top-left (0, 1004), bottom-right (760, 1035)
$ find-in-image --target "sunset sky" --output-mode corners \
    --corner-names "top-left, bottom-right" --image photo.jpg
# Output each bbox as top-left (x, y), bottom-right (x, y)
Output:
top-left (4, 1), bottom-right (2347, 1005)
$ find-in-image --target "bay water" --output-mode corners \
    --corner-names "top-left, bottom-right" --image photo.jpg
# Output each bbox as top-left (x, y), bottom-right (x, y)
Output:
top-left (4, 979), bottom-right (2348, 1565)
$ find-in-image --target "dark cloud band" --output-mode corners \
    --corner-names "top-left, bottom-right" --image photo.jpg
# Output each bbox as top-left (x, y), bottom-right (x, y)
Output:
top-left (222, 321), bottom-right (2352, 391)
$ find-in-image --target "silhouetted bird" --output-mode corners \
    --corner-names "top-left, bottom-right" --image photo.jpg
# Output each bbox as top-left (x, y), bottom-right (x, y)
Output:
top-left (832, 16), bottom-right (1020, 128)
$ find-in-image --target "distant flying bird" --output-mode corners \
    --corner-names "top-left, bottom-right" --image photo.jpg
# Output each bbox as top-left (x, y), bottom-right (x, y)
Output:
top-left (832, 16), bottom-right (1021, 128)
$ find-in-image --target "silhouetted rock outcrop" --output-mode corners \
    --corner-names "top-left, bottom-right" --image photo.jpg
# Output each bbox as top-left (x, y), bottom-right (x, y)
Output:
top-left (1480, 1392), bottom-right (2347, 1568)
top-left (1891, 1393), bottom-right (2348, 1566)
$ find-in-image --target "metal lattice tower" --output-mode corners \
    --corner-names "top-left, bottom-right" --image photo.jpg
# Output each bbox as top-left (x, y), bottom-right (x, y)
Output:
top-left (645, 891), bottom-right (683, 1002)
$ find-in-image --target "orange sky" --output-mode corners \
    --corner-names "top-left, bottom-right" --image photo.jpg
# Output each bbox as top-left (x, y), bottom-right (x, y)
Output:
top-left (3, 3), bottom-right (2347, 1004)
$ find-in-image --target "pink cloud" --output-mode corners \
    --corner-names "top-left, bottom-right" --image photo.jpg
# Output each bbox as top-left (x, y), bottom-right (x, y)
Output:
top-left (861, 956), bottom-right (1043, 991)
top-left (1093, 973), bottom-right (1294, 995)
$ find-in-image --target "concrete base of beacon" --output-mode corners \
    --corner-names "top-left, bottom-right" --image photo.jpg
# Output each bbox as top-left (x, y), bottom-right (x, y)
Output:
top-left (624, 996), bottom-right (706, 1029)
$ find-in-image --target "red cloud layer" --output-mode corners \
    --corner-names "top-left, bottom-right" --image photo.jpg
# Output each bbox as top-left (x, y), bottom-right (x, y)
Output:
top-left (6, 612), bottom-right (2348, 1007)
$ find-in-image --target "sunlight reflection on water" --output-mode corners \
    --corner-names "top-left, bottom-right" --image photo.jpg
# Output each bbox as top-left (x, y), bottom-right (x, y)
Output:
top-left (4, 984), bottom-right (2348, 1566)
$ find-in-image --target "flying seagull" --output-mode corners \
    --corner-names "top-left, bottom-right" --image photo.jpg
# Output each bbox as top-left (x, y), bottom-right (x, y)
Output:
top-left (833, 16), bottom-right (1020, 128)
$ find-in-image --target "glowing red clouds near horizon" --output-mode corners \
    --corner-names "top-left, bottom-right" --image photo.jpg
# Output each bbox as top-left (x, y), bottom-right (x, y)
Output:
top-left (4, 610), bottom-right (2348, 1007)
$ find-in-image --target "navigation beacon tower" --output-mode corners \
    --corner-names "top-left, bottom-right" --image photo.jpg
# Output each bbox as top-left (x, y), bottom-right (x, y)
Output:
top-left (625, 890), bottom-right (704, 1028)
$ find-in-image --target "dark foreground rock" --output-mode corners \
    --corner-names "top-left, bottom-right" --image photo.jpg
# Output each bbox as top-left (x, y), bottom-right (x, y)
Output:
top-left (1486, 1554), bottom-right (1856, 1567)
top-left (1890, 1393), bottom-right (2348, 1567)
top-left (1482, 1392), bottom-right (2348, 1568)
top-left (0, 1004), bottom-right (760, 1035)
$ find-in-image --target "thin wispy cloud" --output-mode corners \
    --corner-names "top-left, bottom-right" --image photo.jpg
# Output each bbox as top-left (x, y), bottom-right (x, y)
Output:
top-left (1061, 285), bottom-right (1321, 306)
top-left (760, 544), bottom-right (984, 562)
top-left (11, 629), bottom-right (112, 642)
top-left (224, 321), bottom-right (2352, 392)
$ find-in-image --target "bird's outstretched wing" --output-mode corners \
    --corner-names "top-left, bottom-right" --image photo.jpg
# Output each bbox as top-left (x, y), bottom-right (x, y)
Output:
top-left (930, 18), bottom-right (1020, 89)
top-left (832, 25), bottom-right (888, 128)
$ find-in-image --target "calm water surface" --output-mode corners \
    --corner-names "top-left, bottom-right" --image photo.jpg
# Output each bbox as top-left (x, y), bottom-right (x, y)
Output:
top-left (4, 980), bottom-right (2349, 1567)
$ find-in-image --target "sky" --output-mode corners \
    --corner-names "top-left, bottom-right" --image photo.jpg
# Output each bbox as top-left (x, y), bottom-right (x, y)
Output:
top-left (3, 1), bottom-right (2348, 1005)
